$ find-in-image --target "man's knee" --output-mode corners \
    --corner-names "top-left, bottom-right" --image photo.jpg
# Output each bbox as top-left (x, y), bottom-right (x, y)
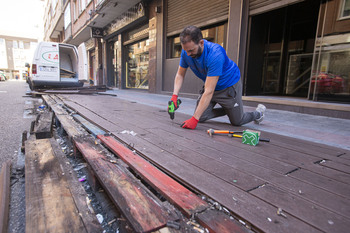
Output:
top-left (229, 119), bottom-right (243, 126)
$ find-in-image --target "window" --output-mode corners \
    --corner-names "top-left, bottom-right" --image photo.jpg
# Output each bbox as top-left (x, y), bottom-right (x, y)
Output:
top-left (13, 41), bottom-right (18, 49)
top-left (340, 0), bottom-right (350, 18)
top-left (126, 39), bottom-right (149, 89)
top-left (168, 24), bottom-right (226, 58)
top-left (64, 3), bottom-right (71, 29)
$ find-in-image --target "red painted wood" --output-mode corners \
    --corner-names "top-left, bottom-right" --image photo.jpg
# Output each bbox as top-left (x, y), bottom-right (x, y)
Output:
top-left (74, 136), bottom-right (176, 232)
top-left (97, 134), bottom-right (209, 217)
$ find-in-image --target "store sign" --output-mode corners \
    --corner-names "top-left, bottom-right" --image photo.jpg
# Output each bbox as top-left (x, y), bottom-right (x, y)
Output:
top-left (105, 2), bottom-right (146, 37)
top-left (91, 27), bottom-right (103, 38)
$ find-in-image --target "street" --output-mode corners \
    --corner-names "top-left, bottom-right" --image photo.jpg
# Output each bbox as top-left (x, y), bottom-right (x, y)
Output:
top-left (0, 80), bottom-right (34, 233)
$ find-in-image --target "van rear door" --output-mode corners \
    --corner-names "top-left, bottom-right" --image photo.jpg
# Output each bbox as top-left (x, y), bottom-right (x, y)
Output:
top-left (78, 43), bottom-right (88, 81)
top-left (36, 43), bottom-right (60, 81)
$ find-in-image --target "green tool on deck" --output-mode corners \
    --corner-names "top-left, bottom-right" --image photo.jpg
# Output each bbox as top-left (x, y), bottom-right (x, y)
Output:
top-left (168, 99), bottom-right (181, 120)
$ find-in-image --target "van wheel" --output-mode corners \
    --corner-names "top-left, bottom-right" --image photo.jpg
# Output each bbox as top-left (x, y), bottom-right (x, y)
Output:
top-left (28, 81), bottom-right (35, 91)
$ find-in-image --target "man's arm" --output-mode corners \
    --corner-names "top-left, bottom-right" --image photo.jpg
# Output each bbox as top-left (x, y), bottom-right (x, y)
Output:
top-left (193, 76), bottom-right (219, 120)
top-left (173, 66), bottom-right (187, 95)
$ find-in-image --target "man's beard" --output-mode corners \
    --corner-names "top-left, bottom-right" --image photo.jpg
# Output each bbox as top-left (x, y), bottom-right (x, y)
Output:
top-left (191, 45), bottom-right (202, 58)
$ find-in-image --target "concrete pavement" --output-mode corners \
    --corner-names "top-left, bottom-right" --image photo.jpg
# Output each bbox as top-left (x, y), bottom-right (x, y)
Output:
top-left (107, 88), bottom-right (350, 151)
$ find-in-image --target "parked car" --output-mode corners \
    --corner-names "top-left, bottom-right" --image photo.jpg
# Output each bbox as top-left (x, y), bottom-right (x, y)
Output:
top-left (310, 72), bottom-right (345, 94)
top-left (28, 42), bottom-right (88, 90)
top-left (0, 71), bottom-right (7, 81)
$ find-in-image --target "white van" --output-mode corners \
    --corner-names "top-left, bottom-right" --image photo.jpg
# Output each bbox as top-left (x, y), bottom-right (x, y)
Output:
top-left (28, 42), bottom-right (88, 90)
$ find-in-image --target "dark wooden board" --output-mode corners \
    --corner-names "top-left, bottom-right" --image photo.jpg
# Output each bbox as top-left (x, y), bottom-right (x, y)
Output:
top-left (319, 160), bottom-right (350, 174)
top-left (74, 136), bottom-right (178, 233)
top-left (51, 94), bottom-right (349, 233)
top-left (250, 184), bottom-right (350, 233)
top-left (196, 209), bottom-right (249, 233)
top-left (106, 133), bottom-right (322, 233)
top-left (288, 168), bottom-right (350, 198)
top-left (25, 139), bottom-right (87, 233)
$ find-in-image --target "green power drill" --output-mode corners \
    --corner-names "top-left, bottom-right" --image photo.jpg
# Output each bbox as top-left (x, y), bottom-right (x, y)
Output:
top-left (168, 99), bottom-right (181, 120)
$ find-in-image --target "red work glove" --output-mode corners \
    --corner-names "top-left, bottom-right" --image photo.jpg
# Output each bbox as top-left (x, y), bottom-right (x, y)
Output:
top-left (170, 94), bottom-right (179, 108)
top-left (181, 116), bottom-right (199, 129)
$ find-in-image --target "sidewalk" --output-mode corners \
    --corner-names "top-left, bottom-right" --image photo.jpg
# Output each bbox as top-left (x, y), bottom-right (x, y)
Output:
top-left (107, 88), bottom-right (350, 151)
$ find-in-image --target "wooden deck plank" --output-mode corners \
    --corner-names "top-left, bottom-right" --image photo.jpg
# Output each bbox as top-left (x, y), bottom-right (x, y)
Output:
top-left (53, 94), bottom-right (349, 233)
top-left (74, 136), bottom-right (178, 233)
top-left (64, 98), bottom-right (298, 176)
top-left (97, 135), bottom-right (209, 218)
top-left (25, 138), bottom-right (87, 233)
top-left (190, 125), bottom-right (350, 184)
top-left (55, 114), bottom-right (87, 139)
top-left (0, 161), bottom-right (11, 233)
top-left (319, 160), bottom-right (350, 174)
top-left (196, 209), bottom-right (249, 233)
top-left (250, 184), bottom-right (350, 233)
top-left (110, 133), bottom-right (322, 233)
top-left (288, 168), bottom-right (350, 198)
top-left (42, 95), bottom-right (67, 115)
top-left (72, 114), bottom-right (106, 136)
top-left (49, 138), bottom-right (103, 233)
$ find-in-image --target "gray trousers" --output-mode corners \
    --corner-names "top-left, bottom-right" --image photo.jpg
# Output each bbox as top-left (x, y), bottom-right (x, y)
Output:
top-left (196, 79), bottom-right (259, 126)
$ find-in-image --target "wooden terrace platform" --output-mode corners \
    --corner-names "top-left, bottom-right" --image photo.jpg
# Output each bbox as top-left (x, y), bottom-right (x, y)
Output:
top-left (44, 93), bottom-right (350, 232)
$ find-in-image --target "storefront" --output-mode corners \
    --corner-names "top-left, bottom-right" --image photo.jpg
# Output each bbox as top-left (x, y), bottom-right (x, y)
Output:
top-left (103, 2), bottom-right (150, 90)
top-left (245, 0), bottom-right (349, 103)
top-left (310, 0), bottom-right (350, 103)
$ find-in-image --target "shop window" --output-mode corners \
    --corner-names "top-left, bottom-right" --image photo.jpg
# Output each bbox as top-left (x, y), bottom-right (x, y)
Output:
top-left (126, 39), bottom-right (149, 89)
top-left (168, 24), bottom-right (226, 58)
top-left (340, 0), bottom-right (350, 19)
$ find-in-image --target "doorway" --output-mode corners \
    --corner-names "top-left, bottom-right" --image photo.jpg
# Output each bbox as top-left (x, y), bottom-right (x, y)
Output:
top-left (245, 0), bottom-right (320, 97)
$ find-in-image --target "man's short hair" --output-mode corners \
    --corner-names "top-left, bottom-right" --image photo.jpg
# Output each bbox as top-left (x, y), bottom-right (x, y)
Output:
top-left (180, 25), bottom-right (203, 44)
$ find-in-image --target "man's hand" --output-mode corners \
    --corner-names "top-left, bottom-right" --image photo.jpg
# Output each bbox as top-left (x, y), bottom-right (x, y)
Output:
top-left (170, 95), bottom-right (179, 108)
top-left (168, 95), bottom-right (181, 120)
top-left (181, 116), bottom-right (199, 129)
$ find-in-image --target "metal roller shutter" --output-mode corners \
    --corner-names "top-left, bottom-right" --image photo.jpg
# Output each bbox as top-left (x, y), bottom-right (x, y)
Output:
top-left (249, 0), bottom-right (304, 16)
top-left (167, 0), bottom-right (229, 37)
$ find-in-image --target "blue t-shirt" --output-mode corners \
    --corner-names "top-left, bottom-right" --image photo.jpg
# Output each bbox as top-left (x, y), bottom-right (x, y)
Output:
top-left (179, 39), bottom-right (240, 91)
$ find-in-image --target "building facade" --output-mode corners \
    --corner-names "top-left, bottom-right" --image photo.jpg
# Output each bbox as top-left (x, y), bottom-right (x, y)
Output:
top-left (0, 35), bottom-right (38, 80)
top-left (43, 0), bottom-right (350, 103)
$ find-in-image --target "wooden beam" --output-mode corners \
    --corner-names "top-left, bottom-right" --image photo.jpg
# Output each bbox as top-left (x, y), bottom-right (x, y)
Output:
top-left (97, 135), bottom-right (209, 217)
top-left (34, 112), bottom-right (53, 139)
top-left (74, 136), bottom-right (178, 233)
top-left (0, 161), bottom-right (11, 233)
top-left (25, 139), bottom-right (87, 233)
top-left (49, 138), bottom-right (103, 233)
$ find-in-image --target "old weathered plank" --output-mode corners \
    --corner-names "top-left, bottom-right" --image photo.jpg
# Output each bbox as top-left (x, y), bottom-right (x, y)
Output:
top-left (49, 138), bottom-right (103, 233)
top-left (0, 161), bottom-right (11, 233)
top-left (97, 134), bottom-right (209, 217)
top-left (74, 135), bottom-right (178, 233)
top-left (72, 114), bottom-right (106, 136)
top-left (55, 114), bottom-right (87, 139)
top-left (34, 112), bottom-right (53, 139)
top-left (25, 139), bottom-right (87, 233)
